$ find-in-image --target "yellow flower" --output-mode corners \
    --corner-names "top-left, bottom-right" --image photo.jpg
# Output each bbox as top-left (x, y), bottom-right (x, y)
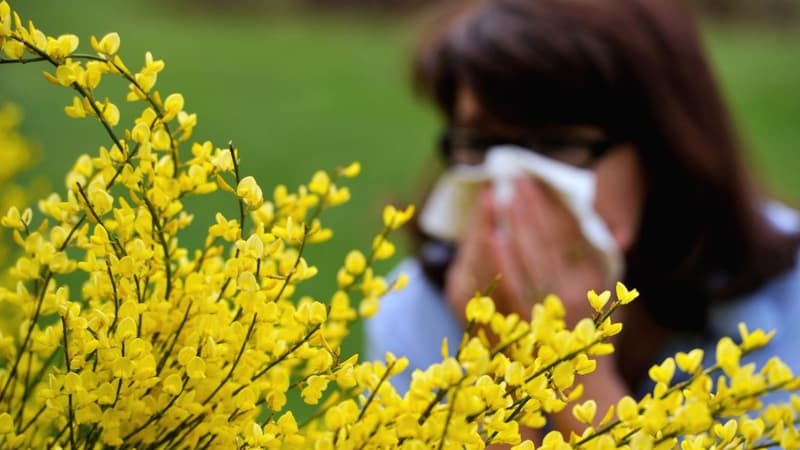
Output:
top-left (539, 430), bottom-right (570, 450)
top-left (713, 419), bottom-right (738, 444)
top-left (573, 399), bottom-right (597, 425)
top-left (339, 161), bottom-right (360, 178)
top-left (45, 33), bottom-right (79, 60)
top-left (163, 373), bottom-right (183, 395)
top-left (0, 412), bottom-right (14, 434)
top-left (344, 250), bottom-right (366, 275)
top-left (551, 361), bottom-right (575, 391)
top-left (97, 99), bottom-right (120, 126)
top-left (85, 61), bottom-right (104, 89)
top-left (739, 416), bottom-right (765, 444)
top-left (301, 375), bottom-right (329, 405)
top-left (54, 61), bottom-right (81, 87)
top-left (0, 1), bottom-right (10, 36)
top-left (308, 170), bottom-right (330, 195)
top-left (675, 349), bottom-right (704, 374)
top-left (1, 38), bottom-right (23, 59)
top-left (294, 300), bottom-right (327, 325)
top-left (465, 296), bottom-right (495, 324)
top-left (573, 318), bottom-right (597, 345)
top-left (151, 126), bottom-right (171, 150)
top-left (115, 316), bottom-right (137, 340)
top-left (372, 235), bottom-right (395, 260)
top-left (162, 92), bottom-right (184, 120)
top-left (359, 296), bottom-right (379, 318)
top-left (648, 357), bottom-right (676, 385)
top-left (716, 336), bottom-right (742, 376)
top-left (326, 185), bottom-right (350, 207)
top-left (617, 396), bottom-right (639, 423)
top-left (382, 204), bottom-right (414, 230)
top-left (391, 272), bottom-right (409, 291)
top-left (587, 289), bottom-right (611, 313)
top-left (738, 322), bottom-right (775, 352)
top-left (186, 356), bottom-right (206, 380)
top-left (87, 184), bottom-right (114, 216)
top-left (510, 442), bottom-right (535, 450)
top-left (90, 32), bottom-right (120, 56)
top-left (1, 206), bottom-right (26, 231)
top-left (764, 357), bottom-right (793, 386)
top-left (615, 281), bottom-right (639, 304)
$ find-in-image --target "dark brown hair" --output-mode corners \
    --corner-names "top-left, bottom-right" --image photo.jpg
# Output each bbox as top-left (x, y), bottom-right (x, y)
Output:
top-left (411, 0), bottom-right (800, 330)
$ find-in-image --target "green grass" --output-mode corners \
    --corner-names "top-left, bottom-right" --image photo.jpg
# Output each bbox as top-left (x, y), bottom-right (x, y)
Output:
top-left (2, 2), bottom-right (799, 361)
top-left (703, 22), bottom-right (800, 199)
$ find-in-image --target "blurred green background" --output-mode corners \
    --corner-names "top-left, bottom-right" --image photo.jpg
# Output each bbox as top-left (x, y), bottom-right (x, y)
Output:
top-left (1, 0), bottom-right (799, 362)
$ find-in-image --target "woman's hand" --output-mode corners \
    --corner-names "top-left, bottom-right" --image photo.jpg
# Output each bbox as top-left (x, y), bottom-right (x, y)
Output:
top-left (445, 177), bottom-right (610, 327)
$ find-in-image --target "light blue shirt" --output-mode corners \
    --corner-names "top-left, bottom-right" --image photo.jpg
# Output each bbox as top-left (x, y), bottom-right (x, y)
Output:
top-left (366, 203), bottom-right (800, 403)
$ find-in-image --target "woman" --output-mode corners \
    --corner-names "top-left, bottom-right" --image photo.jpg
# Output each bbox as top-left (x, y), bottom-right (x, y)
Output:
top-left (366, 0), bottom-right (800, 436)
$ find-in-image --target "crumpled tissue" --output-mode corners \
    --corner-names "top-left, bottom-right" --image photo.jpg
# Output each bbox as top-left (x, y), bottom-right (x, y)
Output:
top-left (418, 145), bottom-right (624, 282)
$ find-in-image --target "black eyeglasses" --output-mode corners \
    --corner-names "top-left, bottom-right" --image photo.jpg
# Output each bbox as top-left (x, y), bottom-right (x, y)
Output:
top-left (438, 127), bottom-right (618, 168)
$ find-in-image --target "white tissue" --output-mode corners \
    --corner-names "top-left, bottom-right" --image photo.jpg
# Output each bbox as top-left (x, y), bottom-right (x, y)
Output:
top-left (419, 145), bottom-right (624, 282)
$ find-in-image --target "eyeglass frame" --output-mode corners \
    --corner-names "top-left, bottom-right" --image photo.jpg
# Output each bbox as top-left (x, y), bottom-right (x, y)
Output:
top-left (437, 126), bottom-right (620, 168)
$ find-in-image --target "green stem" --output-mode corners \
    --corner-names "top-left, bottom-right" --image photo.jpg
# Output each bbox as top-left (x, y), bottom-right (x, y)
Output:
top-left (106, 259), bottom-right (120, 334)
top-left (155, 301), bottom-right (193, 375)
top-left (357, 360), bottom-right (397, 421)
top-left (140, 183), bottom-right (173, 301)
top-left (247, 323), bottom-right (321, 385)
top-left (122, 375), bottom-right (187, 442)
top-left (202, 313), bottom-right (258, 404)
top-left (437, 384), bottom-right (461, 450)
top-left (60, 317), bottom-right (75, 450)
top-left (13, 346), bottom-right (34, 428)
top-left (68, 52), bottom-right (180, 175)
top-left (12, 37), bottom-right (130, 180)
top-left (0, 272), bottom-right (52, 403)
top-left (228, 142), bottom-right (245, 239)
top-left (0, 56), bottom-right (48, 63)
top-left (14, 348), bottom-right (58, 432)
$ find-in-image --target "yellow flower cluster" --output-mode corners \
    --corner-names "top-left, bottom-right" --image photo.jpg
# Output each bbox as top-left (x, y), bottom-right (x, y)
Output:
top-left (0, 103), bottom-right (38, 338)
top-left (1, 2), bottom-right (799, 449)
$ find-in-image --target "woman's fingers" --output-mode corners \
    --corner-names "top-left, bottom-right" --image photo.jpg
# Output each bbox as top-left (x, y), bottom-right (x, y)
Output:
top-left (446, 185), bottom-right (502, 320)
top-left (504, 183), bottom-right (551, 297)
top-left (515, 177), bottom-right (583, 252)
top-left (505, 177), bottom-right (608, 323)
top-left (501, 177), bottom-right (576, 300)
top-left (461, 186), bottom-right (495, 242)
top-left (487, 225), bottom-right (530, 317)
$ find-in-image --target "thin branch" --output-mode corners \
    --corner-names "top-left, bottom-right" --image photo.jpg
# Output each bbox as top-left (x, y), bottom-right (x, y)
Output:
top-left (357, 360), bottom-right (397, 421)
top-left (228, 142), bottom-right (245, 238)
top-left (140, 183), bottom-right (173, 300)
top-left (60, 318), bottom-right (76, 450)
top-left (0, 272), bottom-right (53, 402)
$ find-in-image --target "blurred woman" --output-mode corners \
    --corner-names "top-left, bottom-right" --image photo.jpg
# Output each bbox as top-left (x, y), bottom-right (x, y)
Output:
top-left (367, 0), bottom-right (800, 438)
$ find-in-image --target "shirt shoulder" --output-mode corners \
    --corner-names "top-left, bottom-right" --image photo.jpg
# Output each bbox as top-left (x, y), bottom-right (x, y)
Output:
top-left (763, 199), bottom-right (800, 234)
top-left (364, 258), bottom-right (463, 393)
top-left (639, 240), bottom-right (800, 400)
top-left (707, 201), bottom-right (800, 349)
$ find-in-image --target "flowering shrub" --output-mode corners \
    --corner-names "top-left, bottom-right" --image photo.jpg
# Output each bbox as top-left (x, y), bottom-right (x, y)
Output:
top-left (1, 2), bottom-right (799, 448)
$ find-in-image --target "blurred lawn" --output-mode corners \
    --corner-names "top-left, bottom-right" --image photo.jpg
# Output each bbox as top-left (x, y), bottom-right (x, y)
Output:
top-left (703, 23), bottom-right (800, 198)
top-left (1, 1), bottom-right (799, 362)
